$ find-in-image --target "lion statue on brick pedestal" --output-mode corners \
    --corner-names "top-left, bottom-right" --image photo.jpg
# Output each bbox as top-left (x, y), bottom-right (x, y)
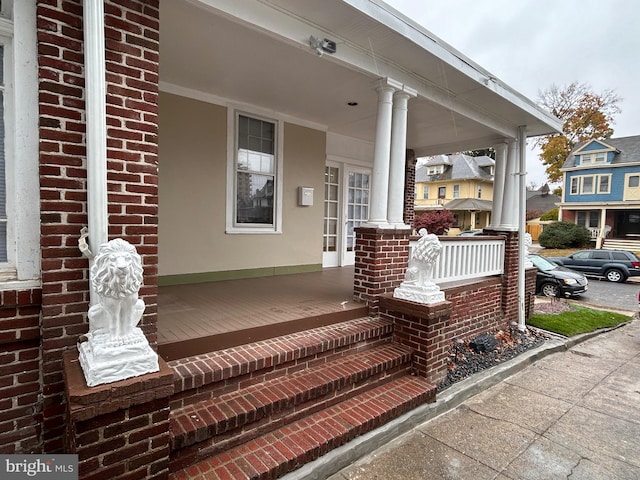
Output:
top-left (78, 237), bottom-right (158, 387)
top-left (89, 238), bottom-right (145, 340)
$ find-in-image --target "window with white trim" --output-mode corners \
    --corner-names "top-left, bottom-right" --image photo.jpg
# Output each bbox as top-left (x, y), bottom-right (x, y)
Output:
top-left (569, 174), bottom-right (612, 195)
top-left (477, 184), bottom-right (482, 199)
top-left (422, 185), bottom-right (428, 199)
top-left (227, 110), bottom-right (283, 233)
top-left (453, 184), bottom-right (459, 198)
top-left (0, 1), bottom-right (40, 284)
top-left (580, 152), bottom-right (606, 165)
top-left (0, 43), bottom-right (6, 262)
top-left (629, 175), bottom-right (639, 188)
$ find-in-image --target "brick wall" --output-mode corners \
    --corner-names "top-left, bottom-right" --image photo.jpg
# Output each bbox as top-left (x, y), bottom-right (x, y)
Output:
top-left (353, 227), bottom-right (411, 311)
top-left (380, 277), bottom-right (504, 384)
top-left (37, 0), bottom-right (160, 452)
top-left (64, 353), bottom-right (173, 479)
top-left (0, 288), bottom-right (43, 453)
top-left (403, 149), bottom-right (416, 227)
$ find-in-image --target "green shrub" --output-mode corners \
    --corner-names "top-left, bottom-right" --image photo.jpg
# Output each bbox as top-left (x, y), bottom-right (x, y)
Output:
top-left (540, 208), bottom-right (558, 221)
top-left (538, 221), bottom-right (591, 248)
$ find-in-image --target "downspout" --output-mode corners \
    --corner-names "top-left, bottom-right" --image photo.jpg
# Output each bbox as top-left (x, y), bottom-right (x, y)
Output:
top-left (80, 0), bottom-right (108, 304)
top-left (517, 126), bottom-right (527, 331)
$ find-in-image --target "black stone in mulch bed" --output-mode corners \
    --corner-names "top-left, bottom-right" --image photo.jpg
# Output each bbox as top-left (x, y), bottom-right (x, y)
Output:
top-left (437, 327), bottom-right (549, 392)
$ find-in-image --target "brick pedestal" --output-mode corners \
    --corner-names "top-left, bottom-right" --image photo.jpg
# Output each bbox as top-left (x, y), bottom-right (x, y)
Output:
top-left (63, 352), bottom-right (173, 480)
top-left (353, 226), bottom-right (411, 312)
top-left (379, 295), bottom-right (452, 384)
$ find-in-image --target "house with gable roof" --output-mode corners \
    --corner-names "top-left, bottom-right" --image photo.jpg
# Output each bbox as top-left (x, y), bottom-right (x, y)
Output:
top-left (558, 135), bottom-right (640, 248)
top-left (415, 154), bottom-right (495, 233)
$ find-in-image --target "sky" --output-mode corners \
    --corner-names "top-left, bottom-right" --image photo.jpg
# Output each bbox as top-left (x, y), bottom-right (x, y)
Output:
top-left (384, 0), bottom-right (640, 188)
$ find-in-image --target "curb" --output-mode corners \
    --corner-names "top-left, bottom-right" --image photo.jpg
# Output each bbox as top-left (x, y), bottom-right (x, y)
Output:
top-left (284, 320), bottom-right (636, 480)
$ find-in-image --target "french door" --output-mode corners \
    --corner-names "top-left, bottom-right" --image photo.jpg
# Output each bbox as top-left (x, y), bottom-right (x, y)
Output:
top-left (323, 163), bottom-right (370, 267)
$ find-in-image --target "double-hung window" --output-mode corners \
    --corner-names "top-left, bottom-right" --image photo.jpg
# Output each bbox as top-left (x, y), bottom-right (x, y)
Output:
top-left (452, 184), bottom-right (459, 199)
top-left (227, 111), bottom-right (283, 233)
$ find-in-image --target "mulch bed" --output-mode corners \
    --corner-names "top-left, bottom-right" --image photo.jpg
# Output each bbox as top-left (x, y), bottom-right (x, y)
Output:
top-left (437, 311), bottom-right (552, 392)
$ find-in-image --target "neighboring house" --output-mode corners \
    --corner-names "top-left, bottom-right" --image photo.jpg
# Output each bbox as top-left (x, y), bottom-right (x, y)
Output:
top-left (527, 183), bottom-right (560, 215)
top-left (0, 1), bottom-right (561, 478)
top-left (415, 154), bottom-right (495, 233)
top-left (526, 184), bottom-right (560, 240)
top-left (558, 135), bottom-right (640, 246)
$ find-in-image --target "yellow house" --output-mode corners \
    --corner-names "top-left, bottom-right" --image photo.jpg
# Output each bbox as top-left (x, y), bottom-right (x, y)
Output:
top-left (415, 154), bottom-right (495, 234)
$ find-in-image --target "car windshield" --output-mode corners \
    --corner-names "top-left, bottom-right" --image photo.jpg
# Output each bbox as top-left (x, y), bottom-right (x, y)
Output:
top-left (529, 255), bottom-right (558, 272)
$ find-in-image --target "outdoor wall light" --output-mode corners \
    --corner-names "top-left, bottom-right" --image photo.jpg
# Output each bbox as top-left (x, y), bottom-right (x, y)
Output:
top-left (309, 35), bottom-right (337, 57)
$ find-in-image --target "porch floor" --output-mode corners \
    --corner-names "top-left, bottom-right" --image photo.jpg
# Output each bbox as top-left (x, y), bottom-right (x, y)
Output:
top-left (157, 266), bottom-right (368, 360)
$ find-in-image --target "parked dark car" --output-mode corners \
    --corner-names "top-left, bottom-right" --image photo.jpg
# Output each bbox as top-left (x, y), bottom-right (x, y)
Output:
top-left (529, 253), bottom-right (589, 297)
top-left (457, 230), bottom-right (485, 237)
top-left (548, 249), bottom-right (640, 283)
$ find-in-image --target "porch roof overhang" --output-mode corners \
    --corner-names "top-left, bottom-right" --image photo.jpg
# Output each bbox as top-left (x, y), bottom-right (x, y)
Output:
top-left (160, 0), bottom-right (562, 156)
top-left (444, 198), bottom-right (493, 211)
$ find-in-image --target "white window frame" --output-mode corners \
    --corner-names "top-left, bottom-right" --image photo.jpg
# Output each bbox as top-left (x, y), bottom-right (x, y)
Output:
top-left (580, 152), bottom-right (606, 165)
top-left (569, 174), bottom-right (611, 196)
top-left (0, 1), bottom-right (40, 287)
top-left (422, 185), bottom-right (428, 199)
top-left (226, 108), bottom-right (283, 234)
top-left (452, 184), bottom-right (459, 199)
top-left (597, 174), bottom-right (611, 194)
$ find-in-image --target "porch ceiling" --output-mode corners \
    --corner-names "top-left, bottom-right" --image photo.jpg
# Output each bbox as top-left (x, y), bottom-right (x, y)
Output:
top-left (160, 0), bottom-right (561, 156)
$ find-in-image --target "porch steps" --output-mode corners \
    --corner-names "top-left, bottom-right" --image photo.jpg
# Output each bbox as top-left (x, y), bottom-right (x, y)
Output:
top-left (167, 316), bottom-right (436, 479)
top-left (603, 238), bottom-right (640, 252)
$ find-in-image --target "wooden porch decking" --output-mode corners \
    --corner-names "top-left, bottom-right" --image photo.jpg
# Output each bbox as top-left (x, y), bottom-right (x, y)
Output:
top-left (157, 266), bottom-right (368, 360)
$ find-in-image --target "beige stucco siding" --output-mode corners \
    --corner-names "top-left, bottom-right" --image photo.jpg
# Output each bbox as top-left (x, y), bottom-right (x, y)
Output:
top-left (158, 92), bottom-right (325, 277)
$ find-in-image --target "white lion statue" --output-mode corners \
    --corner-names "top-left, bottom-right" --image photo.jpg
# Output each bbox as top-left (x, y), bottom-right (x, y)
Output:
top-left (404, 228), bottom-right (442, 287)
top-left (88, 238), bottom-right (145, 340)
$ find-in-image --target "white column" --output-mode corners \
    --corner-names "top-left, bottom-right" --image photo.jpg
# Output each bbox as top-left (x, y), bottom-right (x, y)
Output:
top-left (517, 126), bottom-right (527, 332)
top-left (500, 140), bottom-right (519, 229)
top-left (596, 208), bottom-right (608, 248)
top-left (367, 78), bottom-right (401, 226)
top-left (83, 0), bottom-right (108, 302)
top-left (388, 87), bottom-right (416, 226)
top-left (490, 142), bottom-right (507, 228)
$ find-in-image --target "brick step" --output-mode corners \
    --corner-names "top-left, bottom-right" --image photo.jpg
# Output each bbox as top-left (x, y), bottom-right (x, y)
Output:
top-left (168, 316), bottom-right (394, 410)
top-left (169, 342), bottom-right (413, 468)
top-left (169, 375), bottom-right (436, 480)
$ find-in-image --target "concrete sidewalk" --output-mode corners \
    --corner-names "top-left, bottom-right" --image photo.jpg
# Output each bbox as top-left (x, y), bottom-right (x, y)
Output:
top-left (325, 320), bottom-right (640, 480)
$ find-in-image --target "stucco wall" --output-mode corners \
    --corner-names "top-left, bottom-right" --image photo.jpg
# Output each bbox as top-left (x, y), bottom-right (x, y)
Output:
top-left (158, 93), bottom-right (325, 278)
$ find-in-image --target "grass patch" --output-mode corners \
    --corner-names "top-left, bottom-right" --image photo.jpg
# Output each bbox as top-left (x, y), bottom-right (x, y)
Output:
top-left (528, 305), bottom-right (632, 337)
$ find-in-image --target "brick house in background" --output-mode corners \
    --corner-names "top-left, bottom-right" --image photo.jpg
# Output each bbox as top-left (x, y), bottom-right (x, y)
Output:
top-left (1, 1), bottom-right (561, 478)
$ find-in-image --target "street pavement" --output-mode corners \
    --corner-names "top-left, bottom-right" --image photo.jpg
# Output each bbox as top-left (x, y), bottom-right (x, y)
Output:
top-left (288, 316), bottom-right (640, 480)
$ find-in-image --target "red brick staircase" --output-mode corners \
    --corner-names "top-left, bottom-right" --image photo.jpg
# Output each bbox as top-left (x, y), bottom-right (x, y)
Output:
top-left (166, 316), bottom-right (436, 479)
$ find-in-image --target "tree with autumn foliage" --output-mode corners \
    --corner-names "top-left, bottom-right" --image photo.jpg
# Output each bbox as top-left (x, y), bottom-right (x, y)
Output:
top-left (536, 82), bottom-right (621, 182)
top-left (413, 209), bottom-right (455, 235)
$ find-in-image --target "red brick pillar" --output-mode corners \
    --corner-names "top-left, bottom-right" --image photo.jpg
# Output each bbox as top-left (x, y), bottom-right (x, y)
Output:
top-left (379, 295), bottom-right (452, 384)
top-left (38, 0), bottom-right (160, 452)
top-left (484, 229), bottom-right (519, 321)
top-left (63, 352), bottom-right (173, 480)
top-left (403, 149), bottom-right (416, 227)
top-left (353, 226), bottom-right (411, 312)
top-left (525, 267), bottom-right (537, 319)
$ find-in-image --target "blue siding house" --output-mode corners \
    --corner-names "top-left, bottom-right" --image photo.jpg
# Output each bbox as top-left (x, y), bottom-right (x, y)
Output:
top-left (558, 135), bottom-right (640, 246)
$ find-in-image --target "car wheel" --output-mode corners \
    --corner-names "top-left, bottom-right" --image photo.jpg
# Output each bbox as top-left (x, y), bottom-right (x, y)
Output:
top-left (541, 283), bottom-right (560, 297)
top-left (604, 269), bottom-right (625, 283)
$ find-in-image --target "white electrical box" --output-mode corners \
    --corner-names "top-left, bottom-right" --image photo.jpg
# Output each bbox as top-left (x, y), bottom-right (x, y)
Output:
top-left (298, 187), bottom-right (314, 206)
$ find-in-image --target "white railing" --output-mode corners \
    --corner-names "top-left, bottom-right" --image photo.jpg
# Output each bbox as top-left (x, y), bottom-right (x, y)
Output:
top-left (409, 237), bottom-right (505, 283)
